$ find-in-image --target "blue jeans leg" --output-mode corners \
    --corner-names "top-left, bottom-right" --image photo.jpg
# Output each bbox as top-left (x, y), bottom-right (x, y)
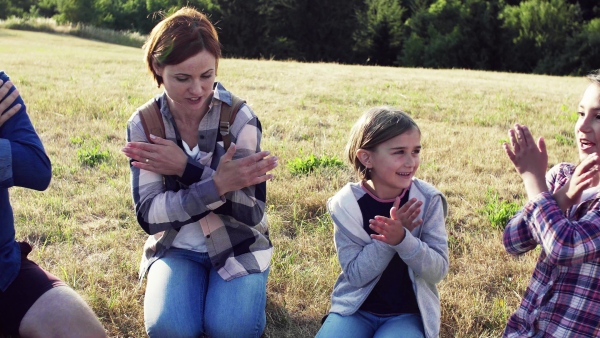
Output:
top-left (316, 311), bottom-right (424, 338)
top-left (204, 266), bottom-right (270, 338)
top-left (316, 312), bottom-right (376, 338)
top-left (375, 313), bottom-right (424, 338)
top-left (144, 249), bottom-right (209, 338)
top-left (144, 248), bottom-right (269, 338)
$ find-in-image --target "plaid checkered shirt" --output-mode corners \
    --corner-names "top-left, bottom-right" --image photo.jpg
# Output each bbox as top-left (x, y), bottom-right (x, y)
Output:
top-left (127, 82), bottom-right (272, 282)
top-left (503, 162), bottom-right (600, 337)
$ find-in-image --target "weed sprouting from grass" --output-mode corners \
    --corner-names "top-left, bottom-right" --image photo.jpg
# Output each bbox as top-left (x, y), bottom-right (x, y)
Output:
top-left (287, 154), bottom-right (344, 175)
top-left (481, 189), bottom-right (521, 231)
top-left (77, 145), bottom-right (111, 167)
top-left (560, 104), bottom-right (578, 123)
top-left (555, 133), bottom-right (574, 147)
top-left (69, 135), bottom-right (85, 146)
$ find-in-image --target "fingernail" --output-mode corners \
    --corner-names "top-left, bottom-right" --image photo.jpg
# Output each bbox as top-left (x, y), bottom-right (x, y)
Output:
top-left (150, 134), bottom-right (156, 139)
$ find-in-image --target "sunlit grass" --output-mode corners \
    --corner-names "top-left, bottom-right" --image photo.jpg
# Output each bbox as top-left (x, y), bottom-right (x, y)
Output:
top-left (0, 28), bottom-right (588, 337)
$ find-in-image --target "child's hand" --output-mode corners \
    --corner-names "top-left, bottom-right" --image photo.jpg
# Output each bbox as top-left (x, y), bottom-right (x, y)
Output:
top-left (369, 197), bottom-right (423, 246)
top-left (554, 153), bottom-right (600, 212)
top-left (503, 124), bottom-right (549, 200)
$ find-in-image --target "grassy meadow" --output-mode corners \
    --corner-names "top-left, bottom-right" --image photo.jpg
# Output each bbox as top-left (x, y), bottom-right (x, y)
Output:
top-left (0, 28), bottom-right (589, 337)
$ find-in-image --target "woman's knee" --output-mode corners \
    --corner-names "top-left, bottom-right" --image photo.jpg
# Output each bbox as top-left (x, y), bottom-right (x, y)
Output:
top-left (204, 310), bottom-right (265, 338)
top-left (204, 271), bottom-right (268, 337)
top-left (146, 317), bottom-right (203, 338)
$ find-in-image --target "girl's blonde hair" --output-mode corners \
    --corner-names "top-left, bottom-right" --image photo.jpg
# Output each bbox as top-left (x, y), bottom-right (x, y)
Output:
top-left (346, 107), bottom-right (420, 180)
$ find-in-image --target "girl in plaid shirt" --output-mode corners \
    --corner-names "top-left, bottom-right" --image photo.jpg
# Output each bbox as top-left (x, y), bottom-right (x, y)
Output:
top-left (502, 70), bottom-right (600, 337)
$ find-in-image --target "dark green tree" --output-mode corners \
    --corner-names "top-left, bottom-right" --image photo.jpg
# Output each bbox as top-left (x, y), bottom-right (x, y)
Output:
top-left (53, 0), bottom-right (97, 24)
top-left (212, 0), bottom-right (269, 58)
top-left (401, 0), bottom-right (504, 70)
top-left (260, 0), bottom-right (362, 62)
top-left (561, 18), bottom-right (600, 75)
top-left (500, 0), bottom-right (582, 74)
top-left (354, 0), bottom-right (406, 66)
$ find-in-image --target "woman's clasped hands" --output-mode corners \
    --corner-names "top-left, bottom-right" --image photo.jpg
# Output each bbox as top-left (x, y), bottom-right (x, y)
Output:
top-left (122, 134), bottom-right (278, 196)
top-left (122, 134), bottom-right (189, 176)
top-left (212, 143), bottom-right (278, 196)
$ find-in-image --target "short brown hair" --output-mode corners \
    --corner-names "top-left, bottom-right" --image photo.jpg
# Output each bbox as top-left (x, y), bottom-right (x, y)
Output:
top-left (143, 7), bottom-right (221, 87)
top-left (346, 107), bottom-right (420, 180)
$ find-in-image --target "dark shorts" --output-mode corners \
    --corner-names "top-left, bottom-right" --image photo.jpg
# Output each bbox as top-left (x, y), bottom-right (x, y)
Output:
top-left (0, 242), bottom-right (66, 335)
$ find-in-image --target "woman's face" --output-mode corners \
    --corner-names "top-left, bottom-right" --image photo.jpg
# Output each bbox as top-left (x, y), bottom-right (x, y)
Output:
top-left (153, 50), bottom-right (216, 116)
top-left (575, 83), bottom-right (600, 161)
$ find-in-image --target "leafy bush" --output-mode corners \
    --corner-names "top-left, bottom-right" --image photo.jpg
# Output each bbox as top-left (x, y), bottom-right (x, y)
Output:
top-left (287, 154), bottom-right (344, 176)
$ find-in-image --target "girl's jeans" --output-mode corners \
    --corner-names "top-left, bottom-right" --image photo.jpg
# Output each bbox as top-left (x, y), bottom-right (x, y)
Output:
top-left (316, 311), bottom-right (425, 338)
top-left (144, 247), bottom-right (269, 338)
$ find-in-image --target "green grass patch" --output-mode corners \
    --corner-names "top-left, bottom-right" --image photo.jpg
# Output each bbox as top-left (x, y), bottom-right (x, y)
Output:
top-left (481, 189), bottom-right (522, 231)
top-left (555, 133), bottom-right (574, 147)
top-left (287, 154), bottom-right (344, 175)
top-left (77, 145), bottom-right (111, 167)
top-left (559, 104), bottom-right (578, 123)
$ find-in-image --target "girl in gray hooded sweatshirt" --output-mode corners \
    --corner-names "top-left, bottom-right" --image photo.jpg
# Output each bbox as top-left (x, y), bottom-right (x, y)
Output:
top-left (316, 107), bottom-right (449, 338)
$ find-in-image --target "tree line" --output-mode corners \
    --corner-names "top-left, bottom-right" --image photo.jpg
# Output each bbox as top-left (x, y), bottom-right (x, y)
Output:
top-left (2, 0), bottom-right (599, 75)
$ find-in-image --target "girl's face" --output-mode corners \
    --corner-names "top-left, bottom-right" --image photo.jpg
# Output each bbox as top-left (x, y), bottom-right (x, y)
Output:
top-left (360, 128), bottom-right (421, 199)
top-left (153, 50), bottom-right (216, 116)
top-left (576, 83), bottom-right (600, 161)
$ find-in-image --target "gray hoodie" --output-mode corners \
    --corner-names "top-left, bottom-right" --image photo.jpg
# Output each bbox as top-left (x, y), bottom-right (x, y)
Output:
top-left (326, 179), bottom-right (449, 338)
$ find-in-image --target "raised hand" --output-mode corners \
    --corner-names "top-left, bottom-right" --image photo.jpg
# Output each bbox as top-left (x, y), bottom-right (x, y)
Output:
top-left (369, 197), bottom-right (423, 246)
top-left (213, 143), bottom-right (278, 196)
top-left (0, 80), bottom-right (22, 128)
top-left (554, 153), bottom-right (600, 212)
top-left (503, 124), bottom-right (548, 200)
top-left (122, 134), bottom-right (188, 176)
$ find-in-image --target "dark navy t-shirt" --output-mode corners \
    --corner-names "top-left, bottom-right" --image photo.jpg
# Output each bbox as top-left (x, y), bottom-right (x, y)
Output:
top-left (357, 186), bottom-right (420, 316)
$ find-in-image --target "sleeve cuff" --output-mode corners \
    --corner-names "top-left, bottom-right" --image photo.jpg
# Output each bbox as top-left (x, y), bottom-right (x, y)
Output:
top-left (198, 177), bottom-right (226, 210)
top-left (178, 158), bottom-right (205, 186)
top-left (525, 191), bottom-right (555, 212)
top-left (392, 229), bottom-right (420, 258)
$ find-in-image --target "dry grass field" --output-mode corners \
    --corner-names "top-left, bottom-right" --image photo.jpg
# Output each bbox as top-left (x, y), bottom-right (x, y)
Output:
top-left (0, 28), bottom-right (589, 337)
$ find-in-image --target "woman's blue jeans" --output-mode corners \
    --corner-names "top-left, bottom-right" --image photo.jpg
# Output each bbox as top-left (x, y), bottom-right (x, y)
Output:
top-left (316, 311), bottom-right (424, 338)
top-left (144, 247), bottom-right (269, 338)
